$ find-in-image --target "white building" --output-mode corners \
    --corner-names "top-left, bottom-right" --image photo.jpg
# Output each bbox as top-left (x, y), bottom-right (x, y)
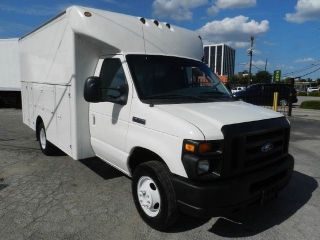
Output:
top-left (203, 44), bottom-right (235, 78)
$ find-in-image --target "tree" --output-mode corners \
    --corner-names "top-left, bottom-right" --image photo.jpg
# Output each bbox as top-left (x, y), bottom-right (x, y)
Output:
top-left (254, 71), bottom-right (272, 84)
top-left (284, 77), bottom-right (293, 83)
top-left (229, 74), bottom-right (249, 86)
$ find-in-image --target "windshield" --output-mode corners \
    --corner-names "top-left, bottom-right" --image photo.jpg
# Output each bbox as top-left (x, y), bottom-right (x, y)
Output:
top-left (126, 55), bottom-right (232, 104)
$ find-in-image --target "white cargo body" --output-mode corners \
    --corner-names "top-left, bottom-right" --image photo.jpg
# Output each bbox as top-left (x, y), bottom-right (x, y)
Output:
top-left (20, 6), bottom-right (203, 159)
top-left (0, 38), bottom-right (20, 91)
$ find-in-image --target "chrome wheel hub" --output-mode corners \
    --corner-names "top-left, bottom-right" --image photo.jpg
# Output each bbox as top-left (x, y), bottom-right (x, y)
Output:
top-left (137, 176), bottom-right (161, 217)
top-left (39, 128), bottom-right (46, 149)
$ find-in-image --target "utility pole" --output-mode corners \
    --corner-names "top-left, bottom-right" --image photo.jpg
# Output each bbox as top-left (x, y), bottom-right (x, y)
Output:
top-left (248, 36), bottom-right (254, 84)
top-left (265, 58), bottom-right (268, 71)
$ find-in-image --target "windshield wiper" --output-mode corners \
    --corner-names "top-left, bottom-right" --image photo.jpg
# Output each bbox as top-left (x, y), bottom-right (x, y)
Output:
top-left (200, 91), bottom-right (226, 95)
top-left (144, 93), bottom-right (208, 102)
top-left (200, 91), bottom-right (230, 98)
top-left (145, 94), bottom-right (183, 99)
top-left (199, 91), bottom-right (232, 100)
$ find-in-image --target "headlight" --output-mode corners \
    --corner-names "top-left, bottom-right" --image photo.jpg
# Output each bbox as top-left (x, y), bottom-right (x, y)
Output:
top-left (182, 140), bottom-right (223, 178)
top-left (197, 159), bottom-right (210, 175)
top-left (183, 140), bottom-right (222, 155)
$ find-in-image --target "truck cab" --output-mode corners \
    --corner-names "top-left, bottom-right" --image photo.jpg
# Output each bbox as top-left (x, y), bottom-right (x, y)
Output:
top-left (83, 53), bottom-right (294, 230)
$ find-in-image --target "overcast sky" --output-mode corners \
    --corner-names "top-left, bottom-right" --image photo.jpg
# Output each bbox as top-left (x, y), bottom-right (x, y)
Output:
top-left (1, 0), bottom-right (320, 79)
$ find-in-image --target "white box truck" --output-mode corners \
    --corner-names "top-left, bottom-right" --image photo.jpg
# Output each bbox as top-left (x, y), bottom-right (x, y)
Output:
top-left (0, 38), bottom-right (21, 107)
top-left (20, 6), bottom-right (294, 230)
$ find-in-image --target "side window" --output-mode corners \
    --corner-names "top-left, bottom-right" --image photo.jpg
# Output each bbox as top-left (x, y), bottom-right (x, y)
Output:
top-left (248, 86), bottom-right (256, 92)
top-left (99, 58), bottom-right (127, 99)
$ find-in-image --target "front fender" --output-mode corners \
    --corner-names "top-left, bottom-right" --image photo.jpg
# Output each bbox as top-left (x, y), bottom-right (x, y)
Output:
top-left (126, 124), bottom-right (188, 178)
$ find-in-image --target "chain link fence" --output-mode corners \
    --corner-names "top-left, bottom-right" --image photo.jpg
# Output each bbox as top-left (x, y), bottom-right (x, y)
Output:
top-left (230, 80), bottom-right (295, 116)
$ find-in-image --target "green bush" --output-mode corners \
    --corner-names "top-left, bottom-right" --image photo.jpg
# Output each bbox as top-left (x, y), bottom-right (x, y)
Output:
top-left (308, 91), bottom-right (320, 97)
top-left (300, 101), bottom-right (320, 110)
top-left (297, 92), bottom-right (307, 96)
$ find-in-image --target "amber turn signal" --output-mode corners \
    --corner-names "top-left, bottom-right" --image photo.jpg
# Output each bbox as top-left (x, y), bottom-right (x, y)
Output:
top-left (184, 143), bottom-right (196, 153)
top-left (199, 143), bottom-right (213, 154)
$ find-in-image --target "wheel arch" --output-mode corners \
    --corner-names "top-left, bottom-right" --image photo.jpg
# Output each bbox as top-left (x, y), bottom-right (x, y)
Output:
top-left (128, 147), bottom-right (167, 175)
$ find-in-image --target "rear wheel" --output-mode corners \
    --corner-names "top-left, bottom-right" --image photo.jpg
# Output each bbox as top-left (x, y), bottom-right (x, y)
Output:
top-left (132, 161), bottom-right (179, 230)
top-left (37, 122), bottom-right (57, 155)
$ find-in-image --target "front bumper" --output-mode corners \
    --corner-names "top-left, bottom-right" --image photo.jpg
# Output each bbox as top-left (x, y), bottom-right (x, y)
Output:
top-left (172, 154), bottom-right (294, 217)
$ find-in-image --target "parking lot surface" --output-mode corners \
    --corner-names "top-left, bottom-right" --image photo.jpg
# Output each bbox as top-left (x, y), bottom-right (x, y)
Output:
top-left (0, 109), bottom-right (319, 240)
top-left (296, 96), bottom-right (320, 106)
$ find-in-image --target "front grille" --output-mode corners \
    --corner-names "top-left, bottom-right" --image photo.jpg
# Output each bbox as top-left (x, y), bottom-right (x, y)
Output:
top-left (222, 117), bottom-right (290, 177)
top-left (244, 129), bottom-right (287, 167)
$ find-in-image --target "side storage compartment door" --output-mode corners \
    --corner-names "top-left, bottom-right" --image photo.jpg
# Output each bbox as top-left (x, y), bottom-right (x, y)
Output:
top-left (28, 83), bottom-right (34, 128)
top-left (21, 82), bottom-right (30, 126)
top-left (55, 85), bottom-right (71, 155)
top-left (33, 84), bottom-right (56, 138)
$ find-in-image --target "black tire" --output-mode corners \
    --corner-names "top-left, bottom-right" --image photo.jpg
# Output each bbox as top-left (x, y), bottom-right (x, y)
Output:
top-left (132, 161), bottom-right (179, 230)
top-left (37, 122), bottom-right (57, 156)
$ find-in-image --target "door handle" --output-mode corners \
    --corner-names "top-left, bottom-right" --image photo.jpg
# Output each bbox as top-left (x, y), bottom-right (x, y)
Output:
top-left (132, 117), bottom-right (146, 125)
top-left (92, 114), bottom-right (96, 125)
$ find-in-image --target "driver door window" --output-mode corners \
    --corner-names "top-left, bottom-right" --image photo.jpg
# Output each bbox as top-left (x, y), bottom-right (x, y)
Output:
top-left (100, 58), bottom-right (127, 100)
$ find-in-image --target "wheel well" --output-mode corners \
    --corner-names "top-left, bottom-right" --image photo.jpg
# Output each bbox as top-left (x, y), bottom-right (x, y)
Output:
top-left (128, 147), bottom-right (165, 174)
top-left (35, 116), bottom-right (43, 140)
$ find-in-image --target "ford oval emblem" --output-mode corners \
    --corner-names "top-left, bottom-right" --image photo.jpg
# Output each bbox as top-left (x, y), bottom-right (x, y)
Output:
top-left (261, 142), bottom-right (274, 153)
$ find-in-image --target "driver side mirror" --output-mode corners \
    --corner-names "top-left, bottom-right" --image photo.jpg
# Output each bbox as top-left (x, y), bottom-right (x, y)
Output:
top-left (84, 76), bottom-right (102, 103)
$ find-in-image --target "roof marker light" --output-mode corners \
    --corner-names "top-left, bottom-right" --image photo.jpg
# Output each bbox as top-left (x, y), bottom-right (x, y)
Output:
top-left (84, 12), bottom-right (92, 17)
top-left (140, 17), bottom-right (146, 24)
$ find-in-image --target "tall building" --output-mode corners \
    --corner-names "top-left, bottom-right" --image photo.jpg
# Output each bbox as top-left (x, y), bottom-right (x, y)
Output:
top-left (203, 44), bottom-right (236, 78)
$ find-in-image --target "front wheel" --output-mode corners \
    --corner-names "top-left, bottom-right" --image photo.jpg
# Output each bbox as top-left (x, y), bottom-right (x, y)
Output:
top-left (132, 161), bottom-right (179, 230)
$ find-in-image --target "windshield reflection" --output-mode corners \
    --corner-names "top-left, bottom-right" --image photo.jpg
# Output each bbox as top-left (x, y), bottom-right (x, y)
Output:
top-left (126, 55), bottom-right (232, 104)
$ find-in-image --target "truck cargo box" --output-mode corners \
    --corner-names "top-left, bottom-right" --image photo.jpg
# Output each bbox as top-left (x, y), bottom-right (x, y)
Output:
top-left (19, 5), bottom-right (203, 159)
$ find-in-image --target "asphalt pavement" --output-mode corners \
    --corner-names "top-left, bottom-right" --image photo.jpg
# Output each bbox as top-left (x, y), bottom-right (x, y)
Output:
top-left (0, 109), bottom-right (319, 240)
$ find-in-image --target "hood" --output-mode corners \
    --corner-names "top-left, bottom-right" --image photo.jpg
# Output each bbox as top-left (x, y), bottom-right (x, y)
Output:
top-left (155, 101), bottom-right (283, 140)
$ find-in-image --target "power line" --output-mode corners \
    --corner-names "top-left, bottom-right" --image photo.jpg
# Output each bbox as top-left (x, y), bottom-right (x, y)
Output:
top-left (283, 61), bottom-right (320, 77)
top-left (296, 66), bottom-right (320, 78)
top-left (252, 64), bottom-right (264, 71)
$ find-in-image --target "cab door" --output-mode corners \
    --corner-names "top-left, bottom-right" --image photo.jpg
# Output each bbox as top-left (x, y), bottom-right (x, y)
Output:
top-left (89, 55), bottom-right (132, 173)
